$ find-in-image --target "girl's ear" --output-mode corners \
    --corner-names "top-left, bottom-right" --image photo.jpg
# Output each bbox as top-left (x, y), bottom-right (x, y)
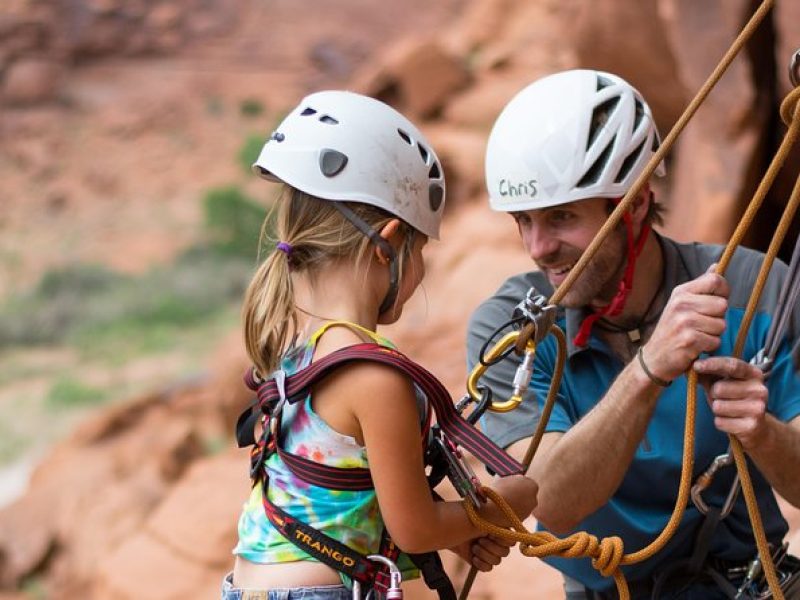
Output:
top-left (375, 219), bottom-right (401, 264)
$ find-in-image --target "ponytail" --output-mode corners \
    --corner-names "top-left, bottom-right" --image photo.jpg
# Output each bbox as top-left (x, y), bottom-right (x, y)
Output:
top-left (242, 186), bottom-right (417, 376)
top-left (242, 243), bottom-right (296, 377)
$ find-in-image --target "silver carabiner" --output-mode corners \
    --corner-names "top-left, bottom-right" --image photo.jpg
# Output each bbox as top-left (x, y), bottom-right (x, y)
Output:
top-left (790, 49), bottom-right (800, 87)
top-left (691, 452), bottom-right (739, 518)
top-left (352, 555), bottom-right (403, 599)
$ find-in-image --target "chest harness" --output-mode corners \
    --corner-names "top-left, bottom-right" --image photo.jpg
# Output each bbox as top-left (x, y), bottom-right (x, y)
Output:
top-left (236, 340), bottom-right (522, 599)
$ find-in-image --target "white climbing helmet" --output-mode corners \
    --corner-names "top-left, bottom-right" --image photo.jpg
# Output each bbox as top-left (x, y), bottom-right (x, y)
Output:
top-left (253, 90), bottom-right (446, 239)
top-left (485, 69), bottom-right (665, 213)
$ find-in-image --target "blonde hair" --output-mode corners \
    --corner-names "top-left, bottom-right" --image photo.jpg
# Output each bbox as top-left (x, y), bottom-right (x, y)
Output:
top-left (242, 186), bottom-right (417, 377)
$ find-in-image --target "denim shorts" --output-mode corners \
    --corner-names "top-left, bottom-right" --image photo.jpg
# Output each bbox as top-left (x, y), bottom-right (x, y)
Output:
top-left (221, 573), bottom-right (351, 600)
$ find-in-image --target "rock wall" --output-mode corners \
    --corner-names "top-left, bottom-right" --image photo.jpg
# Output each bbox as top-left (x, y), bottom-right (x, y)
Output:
top-left (0, 0), bottom-right (242, 105)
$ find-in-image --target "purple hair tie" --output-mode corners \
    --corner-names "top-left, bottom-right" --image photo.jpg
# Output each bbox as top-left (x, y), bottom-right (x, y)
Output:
top-left (276, 242), bottom-right (293, 256)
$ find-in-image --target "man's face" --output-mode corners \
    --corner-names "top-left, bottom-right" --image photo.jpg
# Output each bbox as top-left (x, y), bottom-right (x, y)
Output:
top-left (511, 197), bottom-right (626, 309)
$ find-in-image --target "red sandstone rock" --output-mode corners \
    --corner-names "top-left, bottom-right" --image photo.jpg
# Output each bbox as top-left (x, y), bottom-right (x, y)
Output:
top-left (1, 57), bottom-right (62, 105)
top-left (354, 38), bottom-right (470, 119)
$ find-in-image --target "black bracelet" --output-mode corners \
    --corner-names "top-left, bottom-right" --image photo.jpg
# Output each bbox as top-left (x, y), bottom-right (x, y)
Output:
top-left (637, 347), bottom-right (671, 387)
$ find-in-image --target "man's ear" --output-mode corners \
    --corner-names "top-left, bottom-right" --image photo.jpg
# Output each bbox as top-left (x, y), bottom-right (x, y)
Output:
top-left (375, 218), bottom-right (401, 264)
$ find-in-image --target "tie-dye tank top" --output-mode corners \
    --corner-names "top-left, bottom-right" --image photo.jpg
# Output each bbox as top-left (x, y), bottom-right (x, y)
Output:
top-left (233, 322), bottom-right (420, 581)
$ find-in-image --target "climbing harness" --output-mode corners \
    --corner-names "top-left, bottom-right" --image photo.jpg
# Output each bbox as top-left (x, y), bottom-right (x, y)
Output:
top-left (459, 1), bottom-right (800, 597)
top-left (236, 342), bottom-right (523, 599)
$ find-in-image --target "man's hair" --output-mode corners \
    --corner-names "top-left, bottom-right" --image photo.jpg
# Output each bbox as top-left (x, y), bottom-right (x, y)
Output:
top-left (605, 191), bottom-right (666, 227)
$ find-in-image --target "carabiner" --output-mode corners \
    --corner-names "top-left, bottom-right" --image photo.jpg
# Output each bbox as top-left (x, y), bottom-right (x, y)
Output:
top-left (467, 332), bottom-right (535, 412)
top-left (691, 453), bottom-right (739, 518)
top-left (350, 555), bottom-right (403, 600)
top-left (790, 48), bottom-right (800, 87)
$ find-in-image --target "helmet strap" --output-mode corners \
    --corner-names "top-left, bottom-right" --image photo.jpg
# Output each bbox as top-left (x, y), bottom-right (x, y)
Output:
top-left (330, 202), bottom-right (400, 317)
top-left (573, 203), bottom-right (651, 347)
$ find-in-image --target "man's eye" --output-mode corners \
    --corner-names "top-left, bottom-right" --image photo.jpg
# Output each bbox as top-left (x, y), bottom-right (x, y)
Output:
top-left (514, 214), bottom-right (531, 226)
top-left (550, 211), bottom-right (573, 223)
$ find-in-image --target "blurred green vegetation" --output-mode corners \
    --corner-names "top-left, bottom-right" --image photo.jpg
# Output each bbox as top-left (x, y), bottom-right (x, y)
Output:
top-left (239, 98), bottom-right (265, 118)
top-left (46, 376), bottom-right (108, 410)
top-left (238, 133), bottom-right (266, 175)
top-left (19, 575), bottom-right (47, 600)
top-left (0, 185), bottom-right (268, 355)
top-left (0, 134), bottom-right (275, 467)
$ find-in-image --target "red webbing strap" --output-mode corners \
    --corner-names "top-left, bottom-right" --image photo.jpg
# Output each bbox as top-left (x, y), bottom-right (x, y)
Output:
top-left (374, 530), bottom-right (402, 595)
top-left (247, 343), bottom-right (523, 477)
top-left (573, 218), bottom-right (652, 347)
top-left (276, 445), bottom-right (374, 491)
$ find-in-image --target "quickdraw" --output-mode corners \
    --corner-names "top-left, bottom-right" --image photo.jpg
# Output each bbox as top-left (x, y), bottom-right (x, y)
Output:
top-left (459, 2), bottom-right (800, 598)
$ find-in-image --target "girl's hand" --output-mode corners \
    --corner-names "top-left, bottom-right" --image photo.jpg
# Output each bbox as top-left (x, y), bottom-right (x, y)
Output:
top-left (450, 535), bottom-right (514, 572)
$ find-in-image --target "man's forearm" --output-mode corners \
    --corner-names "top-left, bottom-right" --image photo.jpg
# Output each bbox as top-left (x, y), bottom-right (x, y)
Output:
top-left (528, 359), bottom-right (663, 533)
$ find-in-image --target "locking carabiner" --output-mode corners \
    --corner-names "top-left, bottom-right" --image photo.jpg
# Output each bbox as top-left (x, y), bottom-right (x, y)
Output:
top-left (790, 48), bottom-right (800, 87)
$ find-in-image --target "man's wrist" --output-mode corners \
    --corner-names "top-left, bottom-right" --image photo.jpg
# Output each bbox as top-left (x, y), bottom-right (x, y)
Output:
top-left (636, 346), bottom-right (672, 387)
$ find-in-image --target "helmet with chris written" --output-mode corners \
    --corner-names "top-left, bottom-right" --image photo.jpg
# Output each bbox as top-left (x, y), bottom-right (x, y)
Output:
top-left (485, 69), bottom-right (665, 213)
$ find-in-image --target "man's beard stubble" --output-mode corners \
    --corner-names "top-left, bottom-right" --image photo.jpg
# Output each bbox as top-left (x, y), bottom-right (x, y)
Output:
top-left (548, 228), bottom-right (628, 309)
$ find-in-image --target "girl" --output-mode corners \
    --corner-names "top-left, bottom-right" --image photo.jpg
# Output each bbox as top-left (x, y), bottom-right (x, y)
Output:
top-left (225, 90), bottom-right (538, 600)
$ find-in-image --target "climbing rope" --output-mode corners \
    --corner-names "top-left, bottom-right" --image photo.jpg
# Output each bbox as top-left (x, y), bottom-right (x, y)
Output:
top-left (458, 1), bottom-right (800, 598)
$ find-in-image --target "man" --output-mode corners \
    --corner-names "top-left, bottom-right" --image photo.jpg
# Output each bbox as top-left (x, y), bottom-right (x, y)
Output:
top-left (467, 69), bottom-right (800, 599)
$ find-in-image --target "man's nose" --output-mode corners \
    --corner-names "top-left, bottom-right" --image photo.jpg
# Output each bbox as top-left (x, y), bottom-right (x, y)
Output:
top-left (524, 225), bottom-right (560, 261)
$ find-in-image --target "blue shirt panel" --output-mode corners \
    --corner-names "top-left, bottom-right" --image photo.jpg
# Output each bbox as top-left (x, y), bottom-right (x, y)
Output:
top-left (531, 307), bottom-right (800, 590)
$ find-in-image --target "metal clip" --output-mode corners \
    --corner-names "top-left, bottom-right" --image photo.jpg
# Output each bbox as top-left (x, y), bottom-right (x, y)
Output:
top-left (454, 386), bottom-right (493, 425)
top-left (266, 369), bottom-right (289, 439)
top-left (790, 49), bottom-right (800, 87)
top-left (734, 555), bottom-right (764, 599)
top-left (434, 432), bottom-right (485, 507)
top-left (513, 287), bottom-right (558, 345)
top-left (750, 349), bottom-right (773, 378)
top-left (352, 555), bottom-right (403, 599)
top-left (691, 453), bottom-right (739, 518)
top-left (511, 346), bottom-right (536, 405)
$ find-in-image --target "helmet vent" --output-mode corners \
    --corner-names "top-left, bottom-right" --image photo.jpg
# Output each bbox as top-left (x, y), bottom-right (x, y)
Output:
top-left (429, 161), bottom-right (441, 179)
top-left (596, 75), bottom-right (613, 91)
top-left (319, 114), bottom-right (339, 125)
top-left (587, 97), bottom-right (620, 150)
top-left (615, 139), bottom-right (645, 184)
top-left (429, 183), bottom-right (444, 212)
top-left (301, 107), bottom-right (317, 116)
top-left (397, 128), bottom-right (413, 145)
top-left (578, 135), bottom-right (616, 188)
top-left (418, 143), bottom-right (430, 164)
top-left (633, 98), bottom-right (645, 132)
top-left (652, 132), bottom-right (661, 152)
top-left (319, 149), bottom-right (348, 177)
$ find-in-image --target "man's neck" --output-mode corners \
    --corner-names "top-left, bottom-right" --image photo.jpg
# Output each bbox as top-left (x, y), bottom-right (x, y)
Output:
top-left (604, 232), bottom-right (665, 331)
